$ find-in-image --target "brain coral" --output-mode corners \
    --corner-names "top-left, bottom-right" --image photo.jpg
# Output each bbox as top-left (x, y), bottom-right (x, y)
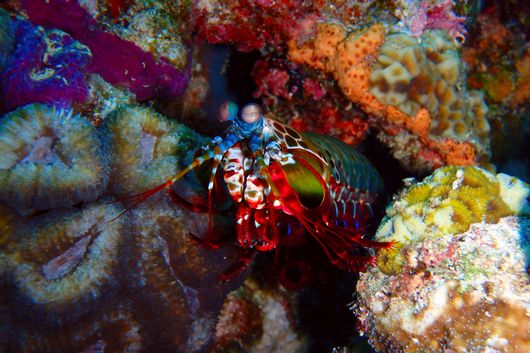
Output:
top-left (0, 103), bottom-right (108, 210)
top-left (128, 198), bottom-right (246, 351)
top-left (101, 104), bottom-right (205, 196)
top-left (375, 165), bottom-right (528, 275)
top-left (0, 109), bottom-right (245, 351)
top-left (5, 202), bottom-right (127, 324)
top-left (288, 23), bottom-right (490, 171)
top-left (354, 166), bottom-right (529, 353)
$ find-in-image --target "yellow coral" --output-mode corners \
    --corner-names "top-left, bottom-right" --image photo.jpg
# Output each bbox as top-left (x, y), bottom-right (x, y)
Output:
top-left (376, 166), bottom-right (529, 275)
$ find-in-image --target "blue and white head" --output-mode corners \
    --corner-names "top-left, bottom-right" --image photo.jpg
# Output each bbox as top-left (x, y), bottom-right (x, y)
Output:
top-left (238, 103), bottom-right (264, 135)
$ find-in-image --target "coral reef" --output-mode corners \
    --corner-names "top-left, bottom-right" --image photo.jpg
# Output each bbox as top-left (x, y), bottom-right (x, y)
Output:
top-left (213, 278), bottom-right (307, 353)
top-left (395, 0), bottom-right (467, 41)
top-left (0, 99), bottom-right (246, 352)
top-left (0, 1), bottom-right (527, 352)
top-left (20, 0), bottom-right (190, 101)
top-left (375, 165), bottom-right (528, 275)
top-left (356, 216), bottom-right (530, 353)
top-left (194, 0), bottom-right (319, 52)
top-left (0, 16), bottom-right (92, 110)
top-left (106, 3), bottom-right (188, 70)
top-left (252, 57), bottom-right (371, 146)
top-left (288, 23), bottom-right (490, 171)
top-left (0, 103), bottom-right (108, 210)
top-left (101, 104), bottom-right (205, 196)
top-left (4, 202), bottom-right (127, 324)
top-left (354, 166), bottom-right (529, 352)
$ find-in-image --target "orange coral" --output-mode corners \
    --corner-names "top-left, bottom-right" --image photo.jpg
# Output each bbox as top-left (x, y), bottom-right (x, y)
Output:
top-left (289, 23), bottom-right (477, 167)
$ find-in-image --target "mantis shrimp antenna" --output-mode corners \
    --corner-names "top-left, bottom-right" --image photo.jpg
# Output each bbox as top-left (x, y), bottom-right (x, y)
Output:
top-left (111, 102), bottom-right (263, 221)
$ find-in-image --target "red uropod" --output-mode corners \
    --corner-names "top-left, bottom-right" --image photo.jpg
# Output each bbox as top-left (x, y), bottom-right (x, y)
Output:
top-left (122, 102), bottom-right (393, 280)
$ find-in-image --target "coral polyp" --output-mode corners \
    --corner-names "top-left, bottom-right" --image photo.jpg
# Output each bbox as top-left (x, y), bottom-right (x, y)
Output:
top-left (0, 103), bottom-right (108, 210)
top-left (101, 105), bottom-right (204, 196)
top-left (5, 202), bottom-right (127, 324)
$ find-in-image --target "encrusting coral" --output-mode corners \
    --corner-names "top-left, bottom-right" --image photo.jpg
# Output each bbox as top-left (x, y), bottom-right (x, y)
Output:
top-left (0, 15), bottom-right (92, 110)
top-left (375, 165), bottom-right (528, 275)
top-left (0, 103), bottom-right (108, 210)
top-left (214, 278), bottom-right (307, 353)
top-left (107, 3), bottom-right (189, 71)
top-left (356, 216), bottom-right (530, 353)
top-left (354, 166), bottom-right (529, 353)
top-left (288, 23), bottom-right (490, 171)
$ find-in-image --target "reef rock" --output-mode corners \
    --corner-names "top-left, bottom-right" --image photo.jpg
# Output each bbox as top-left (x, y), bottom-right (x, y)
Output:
top-left (355, 166), bottom-right (530, 353)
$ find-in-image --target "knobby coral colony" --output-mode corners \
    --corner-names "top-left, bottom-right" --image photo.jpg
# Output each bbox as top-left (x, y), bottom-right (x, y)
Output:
top-left (288, 22), bottom-right (490, 171)
top-left (375, 165), bottom-right (529, 275)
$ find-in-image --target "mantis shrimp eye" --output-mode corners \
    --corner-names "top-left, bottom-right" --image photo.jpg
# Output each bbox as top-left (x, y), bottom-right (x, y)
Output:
top-left (217, 101), bottom-right (238, 122)
top-left (240, 103), bottom-right (262, 123)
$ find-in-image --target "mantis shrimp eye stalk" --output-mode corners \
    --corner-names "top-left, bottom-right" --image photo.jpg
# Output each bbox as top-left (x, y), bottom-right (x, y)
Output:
top-left (240, 103), bottom-right (262, 123)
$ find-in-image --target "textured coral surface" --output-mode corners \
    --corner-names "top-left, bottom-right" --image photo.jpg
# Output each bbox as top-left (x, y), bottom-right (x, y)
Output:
top-left (0, 103), bottom-right (108, 210)
top-left (355, 165), bottom-right (529, 353)
top-left (375, 165), bottom-right (528, 274)
top-left (288, 22), bottom-right (490, 171)
top-left (0, 0), bottom-right (528, 352)
top-left (0, 99), bottom-right (245, 353)
top-left (356, 216), bottom-right (530, 353)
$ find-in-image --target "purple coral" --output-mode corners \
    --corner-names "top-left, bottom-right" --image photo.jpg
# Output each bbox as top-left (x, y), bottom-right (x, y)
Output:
top-left (0, 19), bottom-right (91, 110)
top-left (403, 0), bottom-right (467, 41)
top-left (21, 0), bottom-right (190, 101)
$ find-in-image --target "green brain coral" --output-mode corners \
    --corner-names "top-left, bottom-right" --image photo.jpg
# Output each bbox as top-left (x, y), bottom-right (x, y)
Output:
top-left (376, 166), bottom-right (529, 275)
